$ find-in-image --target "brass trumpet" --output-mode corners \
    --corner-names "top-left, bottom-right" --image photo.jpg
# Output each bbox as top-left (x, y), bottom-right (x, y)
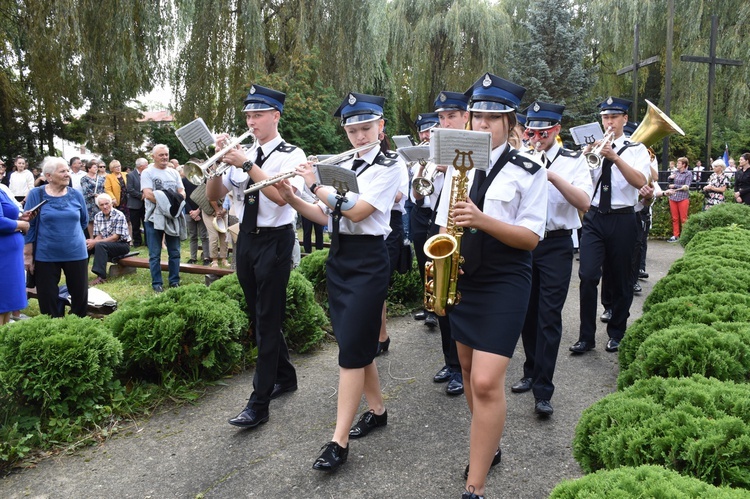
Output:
top-left (243, 140), bottom-right (380, 195)
top-left (412, 162), bottom-right (440, 196)
top-left (183, 130), bottom-right (255, 184)
top-left (584, 127), bottom-right (615, 170)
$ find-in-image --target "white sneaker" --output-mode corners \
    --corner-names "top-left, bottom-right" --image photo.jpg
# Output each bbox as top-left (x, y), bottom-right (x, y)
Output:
top-left (667, 236), bottom-right (679, 243)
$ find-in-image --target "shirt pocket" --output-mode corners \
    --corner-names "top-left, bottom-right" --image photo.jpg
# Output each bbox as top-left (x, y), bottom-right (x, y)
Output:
top-left (483, 183), bottom-right (518, 222)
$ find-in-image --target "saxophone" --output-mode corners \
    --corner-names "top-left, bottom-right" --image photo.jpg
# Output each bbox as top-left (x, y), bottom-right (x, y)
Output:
top-left (423, 149), bottom-right (474, 316)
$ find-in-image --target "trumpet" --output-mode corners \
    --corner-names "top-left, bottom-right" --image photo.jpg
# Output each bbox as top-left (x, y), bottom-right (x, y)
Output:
top-left (183, 130), bottom-right (255, 184)
top-left (584, 128), bottom-right (615, 170)
top-left (243, 140), bottom-right (380, 195)
top-left (412, 162), bottom-right (441, 196)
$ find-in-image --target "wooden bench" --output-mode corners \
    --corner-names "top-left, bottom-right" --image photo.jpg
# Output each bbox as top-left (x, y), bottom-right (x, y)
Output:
top-left (109, 253), bottom-right (233, 285)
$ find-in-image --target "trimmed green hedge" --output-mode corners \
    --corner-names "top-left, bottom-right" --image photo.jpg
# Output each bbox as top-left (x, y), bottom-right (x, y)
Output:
top-left (550, 465), bottom-right (749, 498)
top-left (620, 292), bottom-right (750, 370)
top-left (679, 202), bottom-right (750, 246)
top-left (684, 226), bottom-right (750, 256)
top-left (617, 323), bottom-right (750, 388)
top-left (296, 249), bottom-right (329, 313)
top-left (106, 284), bottom-right (248, 382)
top-left (573, 375), bottom-right (750, 489)
top-left (642, 266), bottom-right (750, 313)
top-left (668, 254), bottom-right (750, 276)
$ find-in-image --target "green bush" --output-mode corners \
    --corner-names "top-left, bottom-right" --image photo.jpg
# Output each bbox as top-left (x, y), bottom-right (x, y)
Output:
top-left (297, 249), bottom-right (329, 312)
top-left (668, 254), bottom-right (750, 276)
top-left (621, 292), bottom-right (750, 370)
top-left (573, 375), bottom-right (750, 489)
top-left (679, 202), bottom-right (750, 246)
top-left (617, 323), bottom-right (750, 388)
top-left (650, 192), bottom-right (705, 239)
top-left (387, 257), bottom-right (423, 314)
top-left (684, 226), bottom-right (750, 255)
top-left (106, 284), bottom-right (248, 382)
top-left (642, 266), bottom-right (750, 313)
top-left (550, 464), bottom-right (749, 498)
top-left (210, 271), bottom-right (330, 353)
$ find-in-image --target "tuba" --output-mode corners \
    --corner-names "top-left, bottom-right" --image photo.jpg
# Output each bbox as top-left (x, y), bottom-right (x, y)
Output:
top-left (630, 99), bottom-right (685, 147)
top-left (422, 150), bottom-right (474, 316)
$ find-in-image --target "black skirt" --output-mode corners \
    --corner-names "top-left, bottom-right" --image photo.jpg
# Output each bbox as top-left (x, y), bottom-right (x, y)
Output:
top-left (327, 235), bottom-right (390, 368)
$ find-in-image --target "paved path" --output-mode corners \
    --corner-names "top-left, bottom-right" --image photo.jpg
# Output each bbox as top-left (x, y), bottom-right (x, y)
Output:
top-left (0, 241), bottom-right (685, 499)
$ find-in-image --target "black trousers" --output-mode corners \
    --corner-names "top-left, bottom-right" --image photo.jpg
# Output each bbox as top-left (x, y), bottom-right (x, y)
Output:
top-left (301, 215), bottom-right (324, 253)
top-left (129, 206), bottom-right (145, 246)
top-left (578, 209), bottom-right (637, 343)
top-left (601, 209), bottom-right (648, 308)
top-left (34, 259), bottom-right (89, 318)
top-left (410, 206), bottom-right (432, 283)
top-left (520, 235), bottom-right (573, 400)
top-left (236, 228), bottom-right (296, 412)
top-left (90, 241), bottom-right (130, 279)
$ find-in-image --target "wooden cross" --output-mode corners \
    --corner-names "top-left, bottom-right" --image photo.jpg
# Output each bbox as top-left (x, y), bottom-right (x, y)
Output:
top-left (681, 15), bottom-right (743, 166)
top-left (616, 24), bottom-right (660, 122)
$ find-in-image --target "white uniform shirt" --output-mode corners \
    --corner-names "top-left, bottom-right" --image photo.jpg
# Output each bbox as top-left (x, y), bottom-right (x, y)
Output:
top-left (543, 143), bottom-right (593, 231)
top-left (409, 161), bottom-right (445, 210)
top-left (590, 137), bottom-right (652, 209)
top-left (222, 134), bottom-right (306, 226)
top-left (391, 161), bottom-right (410, 214)
top-left (317, 146), bottom-right (402, 238)
top-left (436, 143), bottom-right (548, 239)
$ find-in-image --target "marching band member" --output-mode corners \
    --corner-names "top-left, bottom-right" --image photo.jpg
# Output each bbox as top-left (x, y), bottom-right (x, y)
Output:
top-left (512, 101), bottom-right (592, 418)
top-left (435, 73), bottom-right (547, 499)
top-left (208, 84), bottom-right (307, 430)
top-left (570, 97), bottom-right (650, 355)
top-left (275, 93), bottom-right (402, 472)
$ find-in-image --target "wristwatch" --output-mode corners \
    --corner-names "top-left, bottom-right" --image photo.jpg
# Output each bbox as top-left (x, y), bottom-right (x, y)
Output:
top-left (242, 161), bottom-right (254, 173)
top-left (308, 183), bottom-right (319, 193)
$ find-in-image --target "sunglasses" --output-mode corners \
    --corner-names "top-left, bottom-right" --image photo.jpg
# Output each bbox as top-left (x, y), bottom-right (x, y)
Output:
top-left (524, 128), bottom-right (553, 139)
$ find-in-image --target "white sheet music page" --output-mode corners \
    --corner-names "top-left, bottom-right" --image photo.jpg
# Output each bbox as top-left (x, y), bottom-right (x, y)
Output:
top-left (316, 164), bottom-right (360, 194)
top-left (569, 123), bottom-right (604, 146)
top-left (430, 129), bottom-right (491, 171)
top-left (175, 118), bottom-right (215, 155)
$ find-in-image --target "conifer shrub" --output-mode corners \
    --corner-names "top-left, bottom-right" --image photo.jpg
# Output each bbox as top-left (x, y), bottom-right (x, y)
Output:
top-left (668, 254), bottom-right (750, 275)
top-left (550, 465), bottom-right (749, 498)
top-left (620, 292), bottom-right (750, 370)
top-left (106, 284), bottom-right (248, 382)
top-left (618, 323), bottom-right (750, 388)
top-left (387, 257), bottom-right (423, 314)
top-left (684, 226), bottom-right (750, 256)
top-left (297, 249), bottom-right (328, 312)
top-left (573, 375), bottom-right (750, 489)
top-left (210, 271), bottom-right (329, 353)
top-left (679, 202), bottom-right (750, 246)
top-left (642, 266), bottom-right (750, 313)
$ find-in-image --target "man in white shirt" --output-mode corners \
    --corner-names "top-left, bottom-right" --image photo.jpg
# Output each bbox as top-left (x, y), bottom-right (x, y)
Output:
top-left (68, 157), bottom-right (87, 194)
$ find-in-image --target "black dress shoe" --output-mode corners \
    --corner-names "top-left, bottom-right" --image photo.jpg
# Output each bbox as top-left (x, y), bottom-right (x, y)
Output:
top-left (633, 282), bottom-right (642, 294)
top-left (463, 447), bottom-right (501, 479)
top-left (446, 371), bottom-right (464, 396)
top-left (375, 337), bottom-right (390, 356)
top-left (228, 407), bottom-right (269, 428)
top-left (434, 365), bottom-right (452, 383)
top-left (600, 309), bottom-right (612, 323)
top-left (349, 409), bottom-right (387, 438)
top-left (414, 310), bottom-right (427, 321)
top-left (535, 399), bottom-right (554, 416)
top-left (424, 313), bottom-right (438, 328)
top-left (312, 441), bottom-right (348, 471)
top-left (461, 486), bottom-right (484, 499)
top-left (638, 269), bottom-right (649, 279)
top-left (187, 258), bottom-right (197, 264)
top-left (270, 383), bottom-right (297, 399)
top-left (569, 341), bottom-right (595, 354)
top-left (511, 377), bottom-right (532, 393)
top-left (605, 338), bottom-right (620, 352)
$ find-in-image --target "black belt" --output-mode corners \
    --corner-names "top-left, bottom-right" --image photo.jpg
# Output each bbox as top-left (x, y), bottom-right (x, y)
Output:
top-left (590, 205), bottom-right (635, 215)
top-left (249, 223), bottom-right (293, 234)
top-left (544, 229), bottom-right (572, 238)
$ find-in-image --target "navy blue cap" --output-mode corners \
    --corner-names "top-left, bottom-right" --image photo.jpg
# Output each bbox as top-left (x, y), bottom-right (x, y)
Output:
top-left (334, 92), bottom-right (385, 126)
top-left (516, 113), bottom-right (526, 126)
top-left (243, 84), bottom-right (285, 113)
top-left (415, 112), bottom-right (440, 132)
top-left (465, 73), bottom-right (526, 113)
top-left (623, 121), bottom-right (638, 137)
top-left (598, 96), bottom-right (631, 115)
top-left (524, 101), bottom-right (565, 129)
top-left (433, 91), bottom-right (470, 113)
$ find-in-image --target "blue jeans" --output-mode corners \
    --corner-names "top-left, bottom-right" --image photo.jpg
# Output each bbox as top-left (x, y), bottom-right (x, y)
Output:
top-left (144, 221), bottom-right (181, 287)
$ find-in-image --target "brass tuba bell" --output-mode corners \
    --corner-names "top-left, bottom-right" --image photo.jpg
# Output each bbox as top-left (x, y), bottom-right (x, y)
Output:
top-left (630, 99), bottom-right (685, 147)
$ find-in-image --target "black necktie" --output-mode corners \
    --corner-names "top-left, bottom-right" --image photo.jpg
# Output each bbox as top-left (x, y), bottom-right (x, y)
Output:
top-left (242, 148), bottom-right (265, 233)
top-left (351, 159), bottom-right (365, 172)
top-left (599, 161), bottom-right (612, 213)
top-left (469, 169), bottom-right (487, 204)
top-left (542, 152), bottom-right (552, 169)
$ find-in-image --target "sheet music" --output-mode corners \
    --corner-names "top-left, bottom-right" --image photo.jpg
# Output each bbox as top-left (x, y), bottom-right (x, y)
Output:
top-left (570, 123), bottom-right (604, 146)
top-left (392, 135), bottom-right (416, 148)
top-left (315, 164), bottom-right (359, 194)
top-left (396, 145), bottom-right (430, 163)
top-left (430, 129), bottom-right (492, 171)
top-left (175, 118), bottom-right (215, 155)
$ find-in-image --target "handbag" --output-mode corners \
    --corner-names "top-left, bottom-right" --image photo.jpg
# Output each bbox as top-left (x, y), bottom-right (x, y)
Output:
top-left (189, 183), bottom-right (215, 216)
top-left (397, 240), bottom-right (413, 274)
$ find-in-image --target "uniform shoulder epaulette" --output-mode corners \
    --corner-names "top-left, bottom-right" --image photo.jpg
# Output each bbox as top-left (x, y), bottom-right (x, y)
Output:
top-left (509, 150), bottom-right (542, 175)
top-left (278, 143), bottom-right (298, 153)
top-left (618, 141), bottom-right (643, 153)
top-left (559, 148), bottom-right (582, 158)
top-left (374, 151), bottom-right (398, 167)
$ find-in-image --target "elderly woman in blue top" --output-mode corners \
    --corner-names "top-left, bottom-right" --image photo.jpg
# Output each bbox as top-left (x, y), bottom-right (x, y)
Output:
top-left (24, 157), bottom-right (89, 317)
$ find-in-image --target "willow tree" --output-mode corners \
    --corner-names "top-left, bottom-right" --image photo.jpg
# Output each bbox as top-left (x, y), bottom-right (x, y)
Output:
top-left (387, 0), bottom-right (513, 127)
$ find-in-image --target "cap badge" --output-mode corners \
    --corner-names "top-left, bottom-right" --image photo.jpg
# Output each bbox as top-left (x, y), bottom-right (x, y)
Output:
top-left (606, 97), bottom-right (613, 105)
top-left (482, 74), bottom-right (492, 88)
top-left (348, 94), bottom-right (357, 105)
top-left (439, 93), bottom-right (447, 102)
top-left (418, 115), bottom-right (423, 121)
top-left (250, 86), bottom-right (256, 94)
top-left (533, 103), bottom-right (540, 112)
